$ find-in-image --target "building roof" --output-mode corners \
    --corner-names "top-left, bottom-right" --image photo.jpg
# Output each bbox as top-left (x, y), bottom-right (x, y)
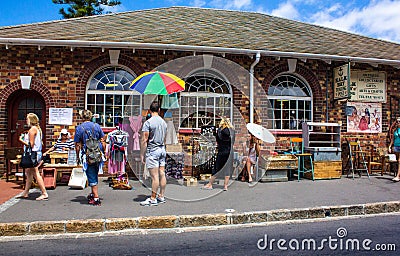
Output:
top-left (1, 6), bottom-right (400, 64)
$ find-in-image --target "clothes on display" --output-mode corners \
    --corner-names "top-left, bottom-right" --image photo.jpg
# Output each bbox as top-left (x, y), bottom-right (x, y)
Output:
top-left (165, 119), bottom-right (178, 145)
top-left (143, 95), bottom-right (157, 110)
top-left (161, 93), bottom-right (180, 109)
top-left (128, 115), bottom-right (142, 151)
top-left (106, 127), bottom-right (129, 175)
top-left (165, 153), bottom-right (184, 179)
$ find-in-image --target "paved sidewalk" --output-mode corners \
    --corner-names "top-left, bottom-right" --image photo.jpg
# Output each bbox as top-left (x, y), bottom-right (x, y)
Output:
top-left (0, 173), bottom-right (399, 236)
top-left (1, 173), bottom-right (399, 222)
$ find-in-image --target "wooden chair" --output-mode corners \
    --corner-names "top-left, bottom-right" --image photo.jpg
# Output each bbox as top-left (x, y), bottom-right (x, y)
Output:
top-left (364, 144), bottom-right (384, 176)
top-left (380, 148), bottom-right (398, 176)
top-left (4, 147), bottom-right (24, 182)
top-left (347, 141), bottom-right (369, 179)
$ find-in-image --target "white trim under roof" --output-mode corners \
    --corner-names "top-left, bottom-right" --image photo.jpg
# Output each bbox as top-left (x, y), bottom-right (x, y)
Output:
top-left (1, 37), bottom-right (400, 67)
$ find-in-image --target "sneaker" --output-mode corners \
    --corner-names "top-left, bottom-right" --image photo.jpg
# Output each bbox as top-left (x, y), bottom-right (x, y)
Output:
top-left (156, 196), bottom-right (166, 204)
top-left (140, 197), bottom-right (158, 206)
top-left (89, 198), bottom-right (101, 206)
top-left (87, 193), bottom-right (94, 201)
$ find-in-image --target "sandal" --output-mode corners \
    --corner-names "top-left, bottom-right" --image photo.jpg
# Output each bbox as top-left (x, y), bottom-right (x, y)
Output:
top-left (17, 194), bottom-right (29, 199)
top-left (201, 186), bottom-right (213, 190)
top-left (36, 194), bottom-right (49, 201)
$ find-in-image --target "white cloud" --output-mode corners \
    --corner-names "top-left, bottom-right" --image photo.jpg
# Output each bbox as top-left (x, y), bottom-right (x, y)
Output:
top-left (209, 0), bottom-right (253, 10)
top-left (270, 1), bottom-right (299, 20)
top-left (190, 0), bottom-right (207, 7)
top-left (309, 0), bottom-right (400, 43)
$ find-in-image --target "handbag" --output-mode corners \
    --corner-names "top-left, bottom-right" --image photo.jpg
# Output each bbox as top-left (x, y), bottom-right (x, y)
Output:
top-left (20, 143), bottom-right (38, 168)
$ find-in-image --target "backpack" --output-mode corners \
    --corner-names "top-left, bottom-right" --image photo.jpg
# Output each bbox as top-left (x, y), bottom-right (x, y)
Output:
top-left (84, 127), bottom-right (102, 165)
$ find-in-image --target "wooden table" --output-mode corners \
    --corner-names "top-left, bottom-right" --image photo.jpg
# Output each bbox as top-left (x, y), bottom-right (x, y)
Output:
top-left (49, 152), bottom-right (69, 164)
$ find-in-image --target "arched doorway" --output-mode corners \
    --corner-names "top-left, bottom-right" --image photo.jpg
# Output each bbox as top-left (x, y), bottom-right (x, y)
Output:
top-left (7, 90), bottom-right (46, 148)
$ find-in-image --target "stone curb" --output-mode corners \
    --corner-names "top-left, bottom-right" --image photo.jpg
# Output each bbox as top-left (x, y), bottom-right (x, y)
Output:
top-left (1, 201), bottom-right (399, 237)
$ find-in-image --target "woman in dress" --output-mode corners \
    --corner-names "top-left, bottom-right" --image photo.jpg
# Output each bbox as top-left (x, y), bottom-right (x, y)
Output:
top-left (202, 118), bottom-right (235, 191)
top-left (19, 113), bottom-right (48, 200)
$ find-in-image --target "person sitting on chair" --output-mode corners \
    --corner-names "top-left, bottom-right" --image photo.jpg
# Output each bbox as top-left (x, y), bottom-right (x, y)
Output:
top-left (43, 129), bottom-right (75, 162)
top-left (241, 134), bottom-right (260, 183)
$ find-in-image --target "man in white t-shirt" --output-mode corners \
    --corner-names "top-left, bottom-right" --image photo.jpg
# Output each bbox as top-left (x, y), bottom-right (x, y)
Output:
top-left (140, 102), bottom-right (168, 206)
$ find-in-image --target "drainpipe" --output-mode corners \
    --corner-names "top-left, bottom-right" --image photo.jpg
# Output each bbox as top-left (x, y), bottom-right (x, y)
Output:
top-left (249, 52), bottom-right (261, 123)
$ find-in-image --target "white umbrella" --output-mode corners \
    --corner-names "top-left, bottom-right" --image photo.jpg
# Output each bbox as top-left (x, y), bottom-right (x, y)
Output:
top-left (246, 123), bottom-right (275, 143)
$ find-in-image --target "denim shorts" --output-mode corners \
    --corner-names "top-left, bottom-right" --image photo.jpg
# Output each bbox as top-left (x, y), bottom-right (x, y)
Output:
top-left (85, 164), bottom-right (99, 186)
top-left (36, 151), bottom-right (42, 163)
top-left (145, 146), bottom-right (166, 169)
top-left (394, 146), bottom-right (400, 153)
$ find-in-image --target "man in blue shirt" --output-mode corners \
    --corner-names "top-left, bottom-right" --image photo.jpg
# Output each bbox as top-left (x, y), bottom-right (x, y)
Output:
top-left (74, 109), bottom-right (105, 206)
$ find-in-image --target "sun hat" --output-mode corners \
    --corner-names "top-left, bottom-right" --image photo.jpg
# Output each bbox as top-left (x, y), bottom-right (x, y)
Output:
top-left (59, 129), bottom-right (71, 139)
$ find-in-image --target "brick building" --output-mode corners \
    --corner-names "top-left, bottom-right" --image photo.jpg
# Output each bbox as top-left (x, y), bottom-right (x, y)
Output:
top-left (1, 7), bottom-right (400, 176)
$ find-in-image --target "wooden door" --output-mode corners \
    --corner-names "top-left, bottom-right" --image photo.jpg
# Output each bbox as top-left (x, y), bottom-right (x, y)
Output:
top-left (7, 90), bottom-right (46, 148)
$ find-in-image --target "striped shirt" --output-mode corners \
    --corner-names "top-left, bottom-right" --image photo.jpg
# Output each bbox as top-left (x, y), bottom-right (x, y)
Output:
top-left (53, 139), bottom-right (75, 151)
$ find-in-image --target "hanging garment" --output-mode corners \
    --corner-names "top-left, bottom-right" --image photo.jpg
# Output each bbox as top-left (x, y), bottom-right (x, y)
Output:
top-left (165, 119), bottom-right (178, 145)
top-left (161, 93), bottom-right (180, 109)
top-left (106, 129), bottom-right (129, 175)
top-left (129, 115), bottom-right (142, 150)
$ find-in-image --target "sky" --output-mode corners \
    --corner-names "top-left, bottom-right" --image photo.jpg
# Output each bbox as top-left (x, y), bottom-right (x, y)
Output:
top-left (0, 0), bottom-right (399, 44)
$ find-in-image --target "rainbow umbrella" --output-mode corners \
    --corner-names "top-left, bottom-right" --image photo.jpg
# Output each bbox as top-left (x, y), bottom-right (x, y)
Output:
top-left (130, 71), bottom-right (185, 95)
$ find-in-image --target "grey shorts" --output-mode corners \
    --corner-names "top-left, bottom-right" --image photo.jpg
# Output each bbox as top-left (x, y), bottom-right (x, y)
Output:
top-left (145, 146), bottom-right (166, 169)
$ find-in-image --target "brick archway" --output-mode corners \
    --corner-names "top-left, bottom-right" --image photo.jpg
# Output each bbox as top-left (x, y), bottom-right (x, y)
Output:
top-left (0, 79), bottom-right (55, 171)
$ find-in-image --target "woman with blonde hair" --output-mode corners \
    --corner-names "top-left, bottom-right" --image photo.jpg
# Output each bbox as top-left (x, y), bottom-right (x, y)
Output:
top-left (19, 113), bottom-right (48, 200)
top-left (202, 117), bottom-right (235, 191)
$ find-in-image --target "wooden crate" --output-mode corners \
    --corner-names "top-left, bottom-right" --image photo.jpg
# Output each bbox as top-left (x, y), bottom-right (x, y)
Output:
top-left (183, 176), bottom-right (198, 186)
top-left (263, 155), bottom-right (298, 170)
top-left (199, 174), bottom-right (211, 180)
top-left (304, 161), bottom-right (342, 180)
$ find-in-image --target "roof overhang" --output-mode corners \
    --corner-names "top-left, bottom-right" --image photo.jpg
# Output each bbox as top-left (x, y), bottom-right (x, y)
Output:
top-left (1, 37), bottom-right (400, 68)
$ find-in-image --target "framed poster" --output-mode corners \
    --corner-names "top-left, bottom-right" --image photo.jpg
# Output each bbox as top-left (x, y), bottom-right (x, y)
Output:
top-left (49, 108), bottom-right (73, 125)
top-left (347, 102), bottom-right (382, 133)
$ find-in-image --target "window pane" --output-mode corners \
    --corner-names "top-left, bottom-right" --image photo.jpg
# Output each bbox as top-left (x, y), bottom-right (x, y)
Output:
top-left (268, 74), bottom-right (312, 130)
top-left (87, 67), bottom-right (138, 127)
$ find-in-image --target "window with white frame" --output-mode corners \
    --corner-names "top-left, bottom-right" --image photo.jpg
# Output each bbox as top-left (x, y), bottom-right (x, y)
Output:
top-left (180, 70), bottom-right (232, 129)
top-left (86, 66), bottom-right (141, 127)
top-left (267, 74), bottom-right (312, 130)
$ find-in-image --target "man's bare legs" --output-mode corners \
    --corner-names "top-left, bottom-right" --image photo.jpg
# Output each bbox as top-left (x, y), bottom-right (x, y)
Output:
top-left (149, 166), bottom-right (166, 199)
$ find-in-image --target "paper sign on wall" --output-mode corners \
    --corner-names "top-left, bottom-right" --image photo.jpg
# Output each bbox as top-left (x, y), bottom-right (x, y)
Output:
top-left (49, 108), bottom-right (73, 125)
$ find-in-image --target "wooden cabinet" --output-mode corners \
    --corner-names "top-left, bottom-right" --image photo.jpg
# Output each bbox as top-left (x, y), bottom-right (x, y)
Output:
top-left (302, 122), bottom-right (342, 179)
top-left (302, 122), bottom-right (341, 149)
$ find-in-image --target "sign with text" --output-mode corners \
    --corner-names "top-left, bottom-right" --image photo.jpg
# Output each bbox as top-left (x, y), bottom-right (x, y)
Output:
top-left (333, 63), bottom-right (350, 100)
top-left (349, 71), bottom-right (386, 102)
top-left (49, 108), bottom-right (73, 125)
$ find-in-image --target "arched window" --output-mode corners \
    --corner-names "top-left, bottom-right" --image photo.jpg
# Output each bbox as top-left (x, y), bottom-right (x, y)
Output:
top-left (267, 74), bottom-right (312, 130)
top-left (86, 66), bottom-right (140, 127)
top-left (180, 70), bottom-right (232, 129)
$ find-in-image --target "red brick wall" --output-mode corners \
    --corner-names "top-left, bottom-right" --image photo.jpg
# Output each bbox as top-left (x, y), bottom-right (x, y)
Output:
top-left (1, 46), bottom-right (399, 174)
